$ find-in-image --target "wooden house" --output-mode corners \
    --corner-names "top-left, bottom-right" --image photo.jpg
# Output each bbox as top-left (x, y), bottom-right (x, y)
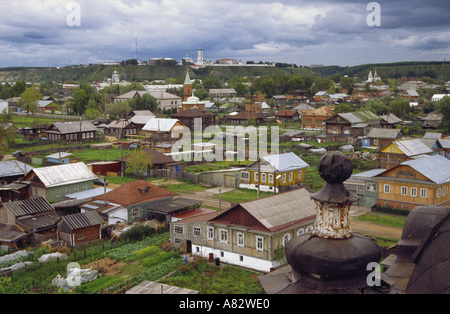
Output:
top-left (79, 180), bottom-right (178, 225)
top-left (301, 106), bottom-right (334, 130)
top-left (122, 149), bottom-right (183, 172)
top-left (171, 108), bottom-right (215, 131)
top-left (0, 160), bottom-right (33, 186)
top-left (24, 162), bottom-right (98, 203)
top-left (37, 100), bottom-right (60, 114)
top-left (104, 119), bottom-right (139, 138)
top-left (379, 114), bottom-right (402, 129)
top-left (421, 112), bottom-right (443, 129)
top-left (170, 188), bottom-right (316, 272)
top-left (0, 197), bottom-right (60, 245)
top-left (362, 128), bottom-right (404, 149)
top-left (324, 110), bottom-right (381, 139)
top-left (376, 138), bottom-right (433, 169)
top-left (239, 152), bottom-right (309, 193)
top-left (142, 118), bottom-right (185, 141)
top-left (227, 111), bottom-right (265, 125)
top-left (373, 155), bottom-right (450, 211)
top-left (274, 110), bottom-right (300, 122)
top-left (57, 211), bottom-right (105, 247)
top-left (44, 121), bottom-right (97, 142)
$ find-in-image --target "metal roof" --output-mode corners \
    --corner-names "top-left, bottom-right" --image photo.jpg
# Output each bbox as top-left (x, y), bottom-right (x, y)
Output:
top-left (30, 162), bottom-right (98, 188)
top-left (0, 160), bottom-right (33, 178)
top-left (46, 152), bottom-right (72, 159)
top-left (366, 128), bottom-right (403, 139)
top-left (65, 186), bottom-right (112, 200)
top-left (50, 121), bottom-right (97, 134)
top-left (145, 198), bottom-right (203, 214)
top-left (142, 118), bottom-right (182, 132)
top-left (401, 155), bottom-right (450, 184)
top-left (238, 188), bottom-right (316, 231)
top-left (61, 211), bottom-right (105, 231)
top-left (2, 197), bottom-right (54, 218)
top-left (261, 152), bottom-right (309, 172)
top-left (393, 138), bottom-right (433, 156)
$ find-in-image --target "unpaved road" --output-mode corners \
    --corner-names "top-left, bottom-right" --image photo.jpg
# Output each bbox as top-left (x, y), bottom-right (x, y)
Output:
top-left (350, 218), bottom-right (403, 239)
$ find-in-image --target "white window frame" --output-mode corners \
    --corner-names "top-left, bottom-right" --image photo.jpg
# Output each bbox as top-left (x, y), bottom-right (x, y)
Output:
top-left (289, 172), bottom-right (293, 182)
top-left (193, 226), bottom-right (201, 237)
top-left (298, 170), bottom-right (302, 181)
top-left (241, 171), bottom-right (249, 180)
top-left (74, 186), bottom-right (79, 193)
top-left (174, 225), bottom-right (183, 235)
top-left (254, 172), bottom-right (259, 182)
top-left (260, 173), bottom-right (266, 183)
top-left (420, 188), bottom-right (427, 198)
top-left (282, 233), bottom-right (291, 247)
top-left (282, 173), bottom-right (286, 184)
top-left (132, 207), bottom-right (139, 219)
top-left (237, 232), bottom-right (244, 247)
top-left (207, 227), bottom-right (214, 240)
top-left (384, 184), bottom-right (390, 194)
top-left (55, 189), bottom-right (61, 198)
top-left (437, 188), bottom-right (441, 198)
top-left (268, 174), bottom-right (273, 184)
top-left (256, 236), bottom-right (264, 252)
top-left (401, 186), bottom-right (408, 196)
top-left (443, 186), bottom-right (447, 196)
top-left (220, 229), bottom-right (228, 243)
top-left (411, 187), bottom-right (417, 197)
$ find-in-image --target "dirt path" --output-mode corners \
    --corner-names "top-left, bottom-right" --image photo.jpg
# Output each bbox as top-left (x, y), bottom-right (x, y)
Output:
top-left (350, 218), bottom-right (403, 239)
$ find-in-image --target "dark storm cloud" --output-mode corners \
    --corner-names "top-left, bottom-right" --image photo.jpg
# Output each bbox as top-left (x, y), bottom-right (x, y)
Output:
top-left (0, 0), bottom-right (448, 67)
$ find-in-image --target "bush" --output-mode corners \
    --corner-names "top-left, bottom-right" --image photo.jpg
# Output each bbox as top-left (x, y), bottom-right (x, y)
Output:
top-left (373, 205), bottom-right (410, 216)
top-left (121, 225), bottom-right (156, 242)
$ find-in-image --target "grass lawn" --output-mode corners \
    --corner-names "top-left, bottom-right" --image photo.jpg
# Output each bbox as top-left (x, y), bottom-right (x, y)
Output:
top-left (215, 188), bottom-right (273, 203)
top-left (356, 212), bottom-right (407, 229)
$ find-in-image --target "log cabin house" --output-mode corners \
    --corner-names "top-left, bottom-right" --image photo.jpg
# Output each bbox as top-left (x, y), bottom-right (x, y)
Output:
top-left (57, 211), bottom-right (105, 247)
top-left (170, 188), bottom-right (316, 273)
top-left (373, 155), bottom-right (450, 211)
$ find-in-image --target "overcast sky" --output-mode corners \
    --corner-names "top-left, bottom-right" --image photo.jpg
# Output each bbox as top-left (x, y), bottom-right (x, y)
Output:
top-left (1, 0), bottom-right (449, 68)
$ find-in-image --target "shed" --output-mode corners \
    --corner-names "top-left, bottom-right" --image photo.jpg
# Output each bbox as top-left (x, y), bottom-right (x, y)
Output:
top-left (46, 152), bottom-right (72, 165)
top-left (126, 280), bottom-right (198, 294)
top-left (57, 211), bottom-right (105, 247)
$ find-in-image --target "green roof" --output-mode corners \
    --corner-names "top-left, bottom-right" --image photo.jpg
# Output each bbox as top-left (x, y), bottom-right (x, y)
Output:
top-left (184, 71), bottom-right (191, 85)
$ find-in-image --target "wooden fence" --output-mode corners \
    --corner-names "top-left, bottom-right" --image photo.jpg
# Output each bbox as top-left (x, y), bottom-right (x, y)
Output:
top-left (147, 169), bottom-right (201, 184)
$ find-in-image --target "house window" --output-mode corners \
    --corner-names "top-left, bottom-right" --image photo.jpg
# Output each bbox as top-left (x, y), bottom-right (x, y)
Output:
top-left (298, 170), bottom-right (303, 181)
top-left (444, 187), bottom-right (447, 196)
top-left (401, 186), bottom-right (408, 196)
top-left (254, 172), bottom-right (259, 182)
top-left (82, 184), bottom-right (87, 191)
top-left (241, 172), bottom-right (249, 180)
top-left (55, 189), bottom-right (61, 198)
top-left (282, 173), bottom-right (286, 184)
top-left (34, 188), bottom-right (38, 196)
top-left (367, 184), bottom-right (376, 191)
top-left (220, 229), bottom-right (228, 243)
top-left (289, 172), bottom-right (293, 182)
top-left (282, 234), bottom-right (291, 247)
top-left (132, 208), bottom-right (139, 219)
top-left (174, 226), bottom-right (183, 234)
top-left (261, 173), bottom-right (266, 183)
top-left (268, 174), bottom-right (273, 184)
top-left (411, 187), bottom-right (418, 197)
top-left (237, 232), bottom-right (244, 247)
top-left (420, 188), bottom-right (427, 198)
top-left (207, 227), bottom-right (214, 240)
top-left (384, 184), bottom-right (390, 194)
top-left (256, 236), bottom-right (264, 252)
top-left (437, 188), bottom-right (441, 198)
top-left (77, 235), bottom-right (84, 241)
top-left (239, 255), bottom-right (244, 262)
top-left (193, 227), bottom-right (201, 237)
top-left (65, 187), bottom-right (70, 195)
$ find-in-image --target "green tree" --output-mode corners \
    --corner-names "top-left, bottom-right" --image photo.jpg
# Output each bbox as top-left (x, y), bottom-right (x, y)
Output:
top-left (286, 76), bottom-right (305, 91)
top-left (125, 149), bottom-right (153, 178)
top-left (365, 99), bottom-right (389, 115)
top-left (437, 96), bottom-right (450, 134)
top-left (0, 111), bottom-right (15, 149)
top-left (390, 98), bottom-right (411, 118)
top-left (20, 86), bottom-right (42, 115)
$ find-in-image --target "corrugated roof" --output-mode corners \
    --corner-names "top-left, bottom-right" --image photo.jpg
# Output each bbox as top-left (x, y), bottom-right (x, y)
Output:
top-left (2, 197), bottom-right (54, 218)
top-left (237, 188), bottom-right (316, 231)
top-left (61, 211), bottom-right (105, 231)
top-left (142, 118), bottom-right (182, 132)
top-left (261, 152), bottom-right (309, 172)
top-left (30, 162), bottom-right (98, 188)
top-left (0, 160), bottom-right (33, 178)
top-left (401, 155), bottom-right (450, 184)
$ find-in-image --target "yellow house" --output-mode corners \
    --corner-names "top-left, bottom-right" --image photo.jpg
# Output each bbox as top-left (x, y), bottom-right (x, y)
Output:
top-left (374, 155), bottom-right (450, 211)
top-left (376, 138), bottom-right (433, 169)
top-left (239, 152), bottom-right (309, 193)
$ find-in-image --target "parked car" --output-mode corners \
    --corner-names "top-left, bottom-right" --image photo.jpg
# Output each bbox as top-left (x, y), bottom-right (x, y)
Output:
top-left (94, 178), bottom-right (109, 186)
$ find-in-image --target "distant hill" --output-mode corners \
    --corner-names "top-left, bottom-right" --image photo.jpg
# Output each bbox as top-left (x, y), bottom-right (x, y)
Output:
top-left (310, 61), bottom-right (450, 81)
top-left (0, 61), bottom-right (449, 83)
top-left (0, 64), bottom-right (293, 83)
